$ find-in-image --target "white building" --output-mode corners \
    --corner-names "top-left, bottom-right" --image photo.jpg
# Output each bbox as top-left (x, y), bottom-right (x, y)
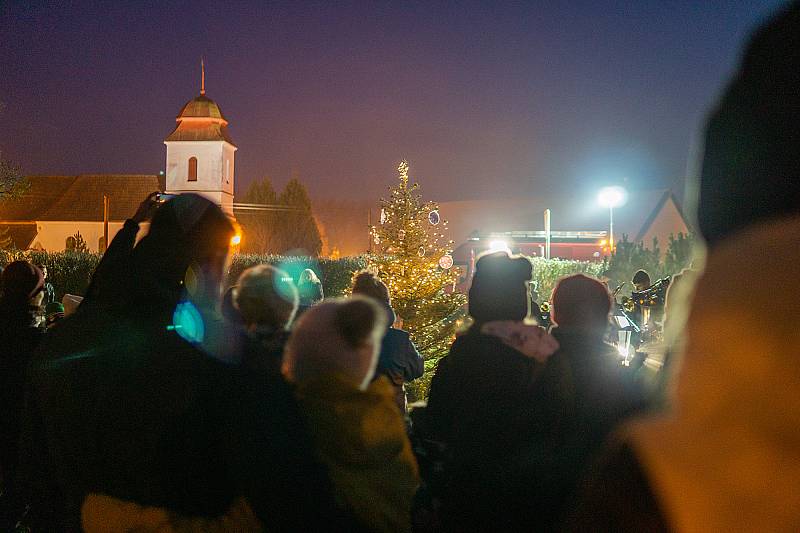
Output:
top-left (164, 84), bottom-right (236, 215)
top-left (0, 77), bottom-right (236, 251)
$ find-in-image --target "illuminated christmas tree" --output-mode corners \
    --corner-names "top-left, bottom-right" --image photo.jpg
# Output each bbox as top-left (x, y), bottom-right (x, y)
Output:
top-left (370, 161), bottom-right (466, 395)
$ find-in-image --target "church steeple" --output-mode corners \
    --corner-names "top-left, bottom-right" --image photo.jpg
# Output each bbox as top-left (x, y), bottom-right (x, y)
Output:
top-left (164, 67), bottom-right (236, 216)
top-left (200, 57), bottom-right (205, 95)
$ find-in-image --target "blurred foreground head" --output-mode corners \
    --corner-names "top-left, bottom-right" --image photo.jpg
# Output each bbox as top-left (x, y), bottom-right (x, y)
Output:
top-left (1, 260), bottom-right (45, 306)
top-left (283, 296), bottom-right (388, 390)
top-left (698, 2), bottom-right (800, 248)
top-left (235, 264), bottom-right (298, 330)
top-left (468, 251), bottom-right (532, 324)
top-left (551, 274), bottom-right (611, 333)
top-left (130, 194), bottom-right (234, 314)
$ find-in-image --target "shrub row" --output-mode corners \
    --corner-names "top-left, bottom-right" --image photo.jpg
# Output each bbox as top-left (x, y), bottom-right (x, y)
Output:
top-left (1, 251), bottom-right (616, 305)
top-left (0, 251), bottom-right (369, 301)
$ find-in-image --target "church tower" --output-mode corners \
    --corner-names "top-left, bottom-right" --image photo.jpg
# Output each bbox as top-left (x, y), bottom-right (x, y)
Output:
top-left (164, 62), bottom-right (235, 215)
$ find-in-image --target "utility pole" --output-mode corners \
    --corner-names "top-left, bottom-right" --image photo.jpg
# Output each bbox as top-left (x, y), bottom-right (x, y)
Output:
top-left (103, 195), bottom-right (109, 253)
top-left (544, 209), bottom-right (551, 259)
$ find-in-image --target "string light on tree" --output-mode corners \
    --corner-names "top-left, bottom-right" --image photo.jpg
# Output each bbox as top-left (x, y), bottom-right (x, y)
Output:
top-left (370, 161), bottom-right (467, 396)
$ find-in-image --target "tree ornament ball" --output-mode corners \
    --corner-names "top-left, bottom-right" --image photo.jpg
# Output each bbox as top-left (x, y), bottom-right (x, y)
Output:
top-left (418, 246), bottom-right (426, 257)
top-left (398, 229), bottom-right (406, 241)
top-left (428, 210), bottom-right (440, 225)
top-left (439, 254), bottom-right (454, 270)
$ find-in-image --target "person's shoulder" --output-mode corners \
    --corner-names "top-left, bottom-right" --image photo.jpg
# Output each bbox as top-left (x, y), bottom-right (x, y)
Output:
top-left (386, 327), bottom-right (411, 343)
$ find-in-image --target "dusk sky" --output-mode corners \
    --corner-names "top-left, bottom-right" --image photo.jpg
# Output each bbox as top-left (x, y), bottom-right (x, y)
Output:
top-left (0, 0), bottom-right (787, 202)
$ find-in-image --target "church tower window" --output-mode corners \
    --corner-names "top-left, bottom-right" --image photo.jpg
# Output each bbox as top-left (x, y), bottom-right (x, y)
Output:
top-left (188, 157), bottom-right (198, 181)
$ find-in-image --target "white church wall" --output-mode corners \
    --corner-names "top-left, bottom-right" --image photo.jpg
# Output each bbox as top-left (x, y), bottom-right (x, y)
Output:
top-left (165, 140), bottom-right (235, 215)
top-left (33, 221), bottom-right (149, 252)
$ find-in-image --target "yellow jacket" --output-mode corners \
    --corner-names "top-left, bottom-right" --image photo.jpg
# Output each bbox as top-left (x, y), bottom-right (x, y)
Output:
top-left (296, 374), bottom-right (419, 533)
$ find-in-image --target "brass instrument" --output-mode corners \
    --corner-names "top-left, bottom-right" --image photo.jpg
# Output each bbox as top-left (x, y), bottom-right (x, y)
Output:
top-left (621, 296), bottom-right (635, 313)
top-left (629, 276), bottom-right (671, 308)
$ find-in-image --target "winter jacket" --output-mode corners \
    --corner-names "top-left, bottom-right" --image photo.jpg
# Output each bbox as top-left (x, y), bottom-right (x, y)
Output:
top-left (520, 326), bottom-right (648, 529)
top-left (295, 374), bottom-right (419, 533)
top-left (19, 313), bottom-right (346, 532)
top-left (425, 327), bottom-right (547, 458)
top-left (570, 215), bottom-right (800, 532)
top-left (82, 494), bottom-right (263, 532)
top-left (0, 304), bottom-right (44, 487)
top-left (240, 325), bottom-right (290, 377)
top-left (423, 327), bottom-right (553, 531)
top-left (375, 307), bottom-right (424, 411)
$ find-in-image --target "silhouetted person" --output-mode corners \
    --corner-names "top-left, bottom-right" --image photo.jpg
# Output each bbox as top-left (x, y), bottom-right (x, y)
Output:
top-left (19, 194), bottom-right (342, 531)
top-left (296, 268), bottom-right (324, 316)
top-left (283, 296), bottom-right (419, 532)
top-left (0, 261), bottom-right (45, 492)
top-left (422, 251), bottom-right (559, 532)
top-left (568, 4), bottom-right (800, 530)
top-left (530, 274), bottom-right (646, 528)
top-left (36, 264), bottom-right (56, 304)
top-left (632, 269), bottom-right (651, 291)
top-left (351, 270), bottom-right (423, 412)
top-left (235, 264), bottom-right (298, 375)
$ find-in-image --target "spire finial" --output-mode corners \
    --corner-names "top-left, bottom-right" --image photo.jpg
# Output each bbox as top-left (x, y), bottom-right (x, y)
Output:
top-left (200, 57), bottom-right (206, 95)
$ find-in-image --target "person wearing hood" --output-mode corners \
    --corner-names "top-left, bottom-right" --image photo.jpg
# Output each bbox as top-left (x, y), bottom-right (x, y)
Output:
top-left (19, 194), bottom-right (344, 531)
top-left (0, 261), bottom-right (45, 491)
top-left (422, 251), bottom-right (559, 532)
top-left (351, 270), bottom-right (423, 412)
top-left (234, 264), bottom-right (298, 375)
top-left (567, 3), bottom-right (800, 531)
top-left (296, 268), bottom-right (324, 317)
top-left (283, 296), bottom-right (420, 533)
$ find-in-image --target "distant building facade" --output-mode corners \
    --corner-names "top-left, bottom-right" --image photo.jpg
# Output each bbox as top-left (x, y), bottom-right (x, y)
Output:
top-left (440, 189), bottom-right (690, 270)
top-left (0, 80), bottom-right (235, 251)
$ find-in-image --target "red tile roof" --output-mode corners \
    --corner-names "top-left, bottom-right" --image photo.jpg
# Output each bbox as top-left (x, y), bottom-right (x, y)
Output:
top-left (0, 174), bottom-right (162, 223)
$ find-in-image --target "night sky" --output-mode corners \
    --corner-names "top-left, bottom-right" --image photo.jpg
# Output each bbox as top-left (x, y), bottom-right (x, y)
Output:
top-left (0, 0), bottom-right (787, 202)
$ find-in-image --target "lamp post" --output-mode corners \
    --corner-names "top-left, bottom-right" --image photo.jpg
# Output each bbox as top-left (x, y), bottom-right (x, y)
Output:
top-left (597, 186), bottom-right (627, 254)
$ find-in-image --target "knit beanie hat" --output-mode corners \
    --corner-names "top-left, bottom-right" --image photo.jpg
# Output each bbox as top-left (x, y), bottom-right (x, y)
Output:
top-left (1, 260), bottom-right (45, 301)
top-left (235, 264), bottom-right (298, 329)
top-left (284, 296), bottom-right (388, 389)
top-left (468, 251), bottom-right (532, 323)
top-left (698, 3), bottom-right (800, 248)
top-left (551, 274), bottom-right (611, 330)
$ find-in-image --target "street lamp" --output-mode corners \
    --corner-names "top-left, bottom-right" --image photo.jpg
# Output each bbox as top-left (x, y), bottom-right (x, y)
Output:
top-left (597, 186), bottom-right (627, 253)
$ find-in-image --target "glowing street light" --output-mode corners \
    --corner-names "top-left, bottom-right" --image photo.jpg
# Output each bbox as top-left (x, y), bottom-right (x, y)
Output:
top-left (597, 186), bottom-right (627, 253)
top-left (488, 239), bottom-right (511, 254)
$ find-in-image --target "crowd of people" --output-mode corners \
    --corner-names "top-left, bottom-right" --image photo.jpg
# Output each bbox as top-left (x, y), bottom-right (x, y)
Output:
top-left (1, 3), bottom-right (799, 531)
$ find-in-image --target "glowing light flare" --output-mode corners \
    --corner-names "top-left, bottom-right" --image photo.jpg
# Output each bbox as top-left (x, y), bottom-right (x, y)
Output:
top-left (488, 239), bottom-right (511, 253)
top-left (597, 186), bottom-right (628, 209)
top-left (230, 234), bottom-right (242, 246)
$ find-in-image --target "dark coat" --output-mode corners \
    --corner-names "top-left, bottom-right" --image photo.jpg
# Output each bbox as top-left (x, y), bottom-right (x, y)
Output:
top-left (0, 305), bottom-right (44, 487)
top-left (515, 326), bottom-right (648, 529)
top-left (564, 442), bottom-right (668, 532)
top-left (16, 214), bottom-right (350, 531)
top-left (374, 307), bottom-right (423, 411)
top-left (240, 325), bottom-right (289, 377)
top-left (425, 328), bottom-right (547, 457)
top-left (422, 328), bottom-right (555, 531)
